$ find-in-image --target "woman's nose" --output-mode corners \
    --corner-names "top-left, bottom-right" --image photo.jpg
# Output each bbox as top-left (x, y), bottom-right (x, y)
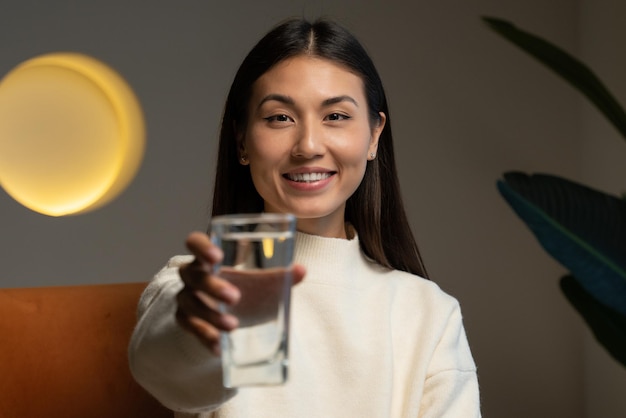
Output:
top-left (291, 120), bottom-right (325, 159)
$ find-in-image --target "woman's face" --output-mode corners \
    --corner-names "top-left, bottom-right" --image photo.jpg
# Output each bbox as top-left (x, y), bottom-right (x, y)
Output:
top-left (240, 55), bottom-right (385, 238)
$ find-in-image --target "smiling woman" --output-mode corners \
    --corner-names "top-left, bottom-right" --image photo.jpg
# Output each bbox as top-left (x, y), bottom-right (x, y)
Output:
top-left (0, 53), bottom-right (145, 216)
top-left (129, 17), bottom-right (481, 418)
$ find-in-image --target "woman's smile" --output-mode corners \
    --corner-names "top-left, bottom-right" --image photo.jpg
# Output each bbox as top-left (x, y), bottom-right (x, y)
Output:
top-left (282, 167), bottom-right (336, 191)
top-left (283, 172), bottom-right (334, 183)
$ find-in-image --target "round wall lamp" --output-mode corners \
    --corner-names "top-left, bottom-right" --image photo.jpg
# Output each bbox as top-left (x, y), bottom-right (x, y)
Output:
top-left (0, 53), bottom-right (145, 216)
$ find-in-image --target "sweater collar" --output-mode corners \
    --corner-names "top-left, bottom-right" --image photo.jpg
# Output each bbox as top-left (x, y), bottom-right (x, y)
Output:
top-left (294, 230), bottom-right (361, 266)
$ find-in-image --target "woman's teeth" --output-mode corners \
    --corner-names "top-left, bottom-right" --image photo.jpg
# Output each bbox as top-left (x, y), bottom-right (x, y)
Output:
top-left (286, 172), bottom-right (332, 182)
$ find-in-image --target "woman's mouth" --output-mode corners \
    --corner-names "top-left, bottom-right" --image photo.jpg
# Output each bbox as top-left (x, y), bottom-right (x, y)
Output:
top-left (283, 172), bottom-right (334, 183)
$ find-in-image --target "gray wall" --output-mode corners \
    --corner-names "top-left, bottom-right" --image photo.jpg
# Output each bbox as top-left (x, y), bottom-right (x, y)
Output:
top-left (1, 0), bottom-right (624, 416)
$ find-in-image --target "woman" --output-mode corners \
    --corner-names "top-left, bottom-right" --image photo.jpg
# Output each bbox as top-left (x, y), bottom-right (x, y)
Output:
top-left (129, 18), bottom-right (481, 417)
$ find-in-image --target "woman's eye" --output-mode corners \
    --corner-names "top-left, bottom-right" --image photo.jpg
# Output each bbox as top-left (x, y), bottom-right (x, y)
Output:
top-left (325, 113), bottom-right (350, 121)
top-left (265, 114), bottom-right (292, 123)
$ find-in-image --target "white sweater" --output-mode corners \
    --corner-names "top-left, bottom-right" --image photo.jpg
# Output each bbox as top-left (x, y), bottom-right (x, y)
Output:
top-left (129, 232), bottom-right (481, 417)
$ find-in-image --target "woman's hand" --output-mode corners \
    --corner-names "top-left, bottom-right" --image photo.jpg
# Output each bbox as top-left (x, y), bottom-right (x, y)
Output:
top-left (176, 231), bottom-right (305, 355)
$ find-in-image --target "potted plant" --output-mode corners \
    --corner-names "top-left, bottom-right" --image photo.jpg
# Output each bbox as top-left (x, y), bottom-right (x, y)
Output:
top-left (483, 17), bottom-right (626, 367)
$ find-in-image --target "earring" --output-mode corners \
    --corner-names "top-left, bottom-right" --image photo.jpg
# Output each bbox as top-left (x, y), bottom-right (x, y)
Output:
top-left (240, 155), bottom-right (248, 164)
top-left (369, 153), bottom-right (376, 160)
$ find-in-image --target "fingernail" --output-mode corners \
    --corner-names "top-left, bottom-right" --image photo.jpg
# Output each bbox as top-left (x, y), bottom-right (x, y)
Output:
top-left (220, 287), bottom-right (240, 304)
top-left (222, 314), bottom-right (239, 330)
top-left (206, 246), bottom-right (222, 262)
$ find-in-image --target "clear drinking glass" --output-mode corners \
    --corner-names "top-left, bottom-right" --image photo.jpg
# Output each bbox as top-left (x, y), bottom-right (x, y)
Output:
top-left (210, 213), bottom-right (296, 388)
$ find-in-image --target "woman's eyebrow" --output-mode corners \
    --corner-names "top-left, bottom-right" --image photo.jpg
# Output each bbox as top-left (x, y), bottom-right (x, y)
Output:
top-left (258, 94), bottom-right (358, 108)
top-left (258, 94), bottom-right (294, 108)
top-left (322, 95), bottom-right (358, 107)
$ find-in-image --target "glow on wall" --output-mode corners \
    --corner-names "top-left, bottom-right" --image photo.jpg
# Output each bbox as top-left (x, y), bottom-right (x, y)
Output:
top-left (0, 53), bottom-right (145, 216)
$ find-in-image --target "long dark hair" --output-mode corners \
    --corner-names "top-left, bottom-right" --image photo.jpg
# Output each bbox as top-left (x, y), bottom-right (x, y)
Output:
top-left (211, 18), bottom-right (428, 278)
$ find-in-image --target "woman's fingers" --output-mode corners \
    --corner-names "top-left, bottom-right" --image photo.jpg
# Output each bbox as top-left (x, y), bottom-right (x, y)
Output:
top-left (175, 286), bottom-right (239, 354)
top-left (175, 231), bottom-right (241, 354)
top-left (179, 231), bottom-right (241, 305)
top-left (176, 231), bottom-right (307, 354)
top-left (185, 231), bottom-right (222, 265)
top-left (179, 260), bottom-right (241, 305)
top-left (175, 308), bottom-right (222, 355)
top-left (176, 288), bottom-right (239, 330)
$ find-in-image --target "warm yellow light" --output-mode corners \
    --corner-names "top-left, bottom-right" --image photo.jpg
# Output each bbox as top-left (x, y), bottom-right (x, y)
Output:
top-left (0, 53), bottom-right (145, 216)
top-left (262, 237), bottom-right (275, 259)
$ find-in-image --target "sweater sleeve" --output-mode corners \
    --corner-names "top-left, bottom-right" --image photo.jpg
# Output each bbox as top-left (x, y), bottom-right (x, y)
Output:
top-left (419, 300), bottom-right (481, 417)
top-left (128, 256), bottom-right (237, 413)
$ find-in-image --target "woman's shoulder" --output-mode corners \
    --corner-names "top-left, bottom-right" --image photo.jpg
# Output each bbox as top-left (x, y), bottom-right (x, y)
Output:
top-left (376, 265), bottom-right (461, 310)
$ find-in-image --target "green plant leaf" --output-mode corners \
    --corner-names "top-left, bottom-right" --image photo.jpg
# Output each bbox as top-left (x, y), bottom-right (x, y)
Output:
top-left (483, 16), bottom-right (626, 140)
top-left (497, 172), bottom-right (626, 316)
top-left (560, 275), bottom-right (626, 368)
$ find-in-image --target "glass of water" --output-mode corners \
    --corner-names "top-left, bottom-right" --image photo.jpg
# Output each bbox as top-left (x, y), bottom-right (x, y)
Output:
top-left (210, 213), bottom-right (296, 388)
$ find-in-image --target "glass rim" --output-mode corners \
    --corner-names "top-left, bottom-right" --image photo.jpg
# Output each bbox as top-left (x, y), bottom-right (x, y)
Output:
top-left (211, 212), bottom-right (295, 226)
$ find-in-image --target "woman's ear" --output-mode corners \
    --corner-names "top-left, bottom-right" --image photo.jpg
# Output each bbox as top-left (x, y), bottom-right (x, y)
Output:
top-left (368, 112), bottom-right (386, 159)
top-left (239, 148), bottom-right (249, 165)
top-left (235, 124), bottom-right (249, 165)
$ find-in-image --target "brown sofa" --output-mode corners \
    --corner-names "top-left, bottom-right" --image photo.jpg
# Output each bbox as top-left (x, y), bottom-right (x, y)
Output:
top-left (0, 281), bottom-right (173, 417)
